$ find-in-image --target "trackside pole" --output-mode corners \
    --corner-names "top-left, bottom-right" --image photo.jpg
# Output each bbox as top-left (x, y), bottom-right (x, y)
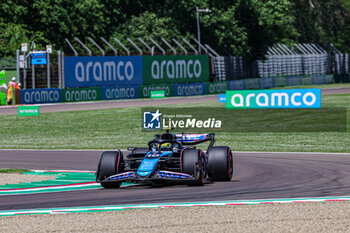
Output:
top-left (62, 52), bottom-right (65, 88)
top-left (32, 62), bottom-right (35, 89)
top-left (47, 52), bottom-right (50, 88)
top-left (23, 51), bottom-right (27, 89)
top-left (58, 50), bottom-right (62, 89)
top-left (16, 50), bottom-right (20, 86)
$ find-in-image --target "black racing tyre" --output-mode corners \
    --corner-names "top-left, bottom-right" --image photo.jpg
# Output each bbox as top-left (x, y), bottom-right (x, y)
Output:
top-left (207, 146), bottom-right (233, 181)
top-left (96, 150), bottom-right (124, 188)
top-left (181, 149), bottom-right (206, 186)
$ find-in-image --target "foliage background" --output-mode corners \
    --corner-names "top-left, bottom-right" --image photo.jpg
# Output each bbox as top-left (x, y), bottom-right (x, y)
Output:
top-left (0, 0), bottom-right (350, 60)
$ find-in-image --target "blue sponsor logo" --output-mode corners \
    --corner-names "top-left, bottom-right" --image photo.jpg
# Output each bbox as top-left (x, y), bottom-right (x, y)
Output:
top-left (143, 109), bottom-right (162, 129)
top-left (219, 94), bottom-right (226, 103)
top-left (64, 56), bottom-right (143, 88)
top-left (137, 157), bottom-right (160, 177)
top-left (21, 88), bottom-right (62, 104)
top-left (174, 83), bottom-right (206, 96)
top-left (31, 53), bottom-right (47, 65)
top-left (176, 134), bottom-right (207, 142)
top-left (101, 85), bottom-right (139, 100)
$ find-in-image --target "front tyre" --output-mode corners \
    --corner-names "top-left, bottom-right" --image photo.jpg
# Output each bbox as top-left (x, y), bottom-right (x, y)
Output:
top-left (96, 150), bottom-right (124, 188)
top-left (181, 149), bottom-right (207, 186)
top-left (207, 146), bottom-right (233, 181)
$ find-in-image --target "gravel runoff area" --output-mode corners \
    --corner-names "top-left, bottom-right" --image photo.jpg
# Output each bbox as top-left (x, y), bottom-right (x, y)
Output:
top-left (1, 202), bottom-right (350, 232)
top-left (0, 175), bottom-right (350, 232)
top-left (0, 174), bottom-right (350, 232)
top-left (0, 173), bottom-right (54, 185)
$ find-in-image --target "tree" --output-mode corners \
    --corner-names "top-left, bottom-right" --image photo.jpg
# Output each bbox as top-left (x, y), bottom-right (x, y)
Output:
top-left (292, 0), bottom-right (349, 51)
top-left (0, 0), bottom-right (349, 58)
top-left (0, 23), bottom-right (47, 56)
top-left (204, 6), bottom-right (248, 56)
top-left (232, 0), bottom-right (297, 59)
top-left (111, 11), bottom-right (184, 55)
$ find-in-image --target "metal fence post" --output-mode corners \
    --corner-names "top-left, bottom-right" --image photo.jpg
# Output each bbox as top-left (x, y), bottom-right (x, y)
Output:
top-left (161, 38), bottom-right (177, 55)
top-left (47, 52), bottom-right (50, 88)
top-left (62, 52), bottom-right (65, 89)
top-left (75, 37), bottom-right (92, 56)
top-left (23, 51), bottom-right (27, 89)
top-left (149, 38), bottom-right (166, 55)
top-left (58, 50), bottom-right (61, 89)
top-left (114, 38), bottom-right (130, 56)
top-left (16, 50), bottom-right (20, 83)
top-left (101, 37), bottom-right (118, 56)
top-left (32, 62), bottom-right (35, 89)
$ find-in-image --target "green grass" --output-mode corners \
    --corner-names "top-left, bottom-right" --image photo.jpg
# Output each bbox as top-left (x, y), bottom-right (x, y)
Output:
top-left (0, 94), bottom-right (349, 152)
top-left (0, 168), bottom-right (31, 173)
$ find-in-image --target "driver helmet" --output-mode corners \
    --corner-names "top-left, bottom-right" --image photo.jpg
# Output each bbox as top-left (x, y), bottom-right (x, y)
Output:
top-left (160, 143), bottom-right (172, 151)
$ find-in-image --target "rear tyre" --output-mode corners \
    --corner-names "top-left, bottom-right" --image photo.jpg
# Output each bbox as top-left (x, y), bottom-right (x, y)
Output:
top-left (181, 149), bottom-right (206, 186)
top-left (96, 150), bottom-right (124, 188)
top-left (207, 146), bottom-right (233, 181)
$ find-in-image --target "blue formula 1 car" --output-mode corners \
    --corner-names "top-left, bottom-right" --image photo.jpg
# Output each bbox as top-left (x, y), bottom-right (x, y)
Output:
top-left (96, 131), bottom-right (233, 188)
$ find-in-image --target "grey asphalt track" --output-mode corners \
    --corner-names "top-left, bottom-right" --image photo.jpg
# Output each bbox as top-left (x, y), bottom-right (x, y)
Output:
top-left (0, 150), bottom-right (350, 210)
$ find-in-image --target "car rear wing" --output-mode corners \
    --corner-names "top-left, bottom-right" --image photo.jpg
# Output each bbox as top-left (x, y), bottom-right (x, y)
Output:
top-left (176, 133), bottom-right (215, 149)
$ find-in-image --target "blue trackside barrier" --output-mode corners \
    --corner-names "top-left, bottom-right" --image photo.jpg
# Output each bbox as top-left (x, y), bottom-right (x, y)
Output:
top-left (301, 76), bottom-right (313, 85)
top-left (173, 83), bottom-right (206, 96)
top-left (244, 78), bottom-right (260, 90)
top-left (21, 88), bottom-right (62, 104)
top-left (324, 74), bottom-right (335, 84)
top-left (227, 80), bottom-right (245, 90)
top-left (19, 74), bottom-right (335, 104)
top-left (206, 81), bottom-right (227, 94)
top-left (274, 76), bottom-right (288, 87)
top-left (313, 75), bottom-right (325, 85)
top-left (101, 85), bottom-right (139, 100)
top-left (288, 76), bottom-right (301, 86)
top-left (260, 77), bottom-right (274, 89)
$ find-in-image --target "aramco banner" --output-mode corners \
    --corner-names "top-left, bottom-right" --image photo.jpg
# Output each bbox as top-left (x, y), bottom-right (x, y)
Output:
top-left (226, 89), bottom-right (321, 109)
top-left (143, 55), bottom-right (209, 85)
top-left (64, 56), bottom-right (143, 88)
top-left (21, 88), bottom-right (62, 104)
top-left (62, 87), bottom-right (101, 102)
